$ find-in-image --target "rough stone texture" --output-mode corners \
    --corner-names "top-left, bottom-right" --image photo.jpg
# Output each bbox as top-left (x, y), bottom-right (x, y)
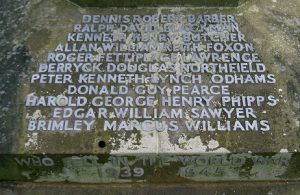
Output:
top-left (0, 0), bottom-right (299, 186)
top-left (1, 182), bottom-right (300, 195)
top-left (0, 0), bottom-right (31, 153)
top-left (69, 0), bottom-right (247, 7)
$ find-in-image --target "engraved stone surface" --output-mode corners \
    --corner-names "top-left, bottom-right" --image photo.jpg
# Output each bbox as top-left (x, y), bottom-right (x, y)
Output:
top-left (0, 0), bottom-right (300, 183)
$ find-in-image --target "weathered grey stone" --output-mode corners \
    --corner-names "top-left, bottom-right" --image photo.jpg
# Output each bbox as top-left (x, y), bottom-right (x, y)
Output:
top-left (69, 0), bottom-right (248, 7)
top-left (0, 0), bottom-right (299, 185)
top-left (1, 181), bottom-right (300, 195)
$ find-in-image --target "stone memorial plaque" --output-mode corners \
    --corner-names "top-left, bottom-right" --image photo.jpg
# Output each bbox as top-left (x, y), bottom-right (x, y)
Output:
top-left (0, 0), bottom-right (300, 183)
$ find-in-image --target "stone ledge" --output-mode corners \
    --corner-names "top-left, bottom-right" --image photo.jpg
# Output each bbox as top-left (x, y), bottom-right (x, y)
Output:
top-left (1, 181), bottom-right (300, 194)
